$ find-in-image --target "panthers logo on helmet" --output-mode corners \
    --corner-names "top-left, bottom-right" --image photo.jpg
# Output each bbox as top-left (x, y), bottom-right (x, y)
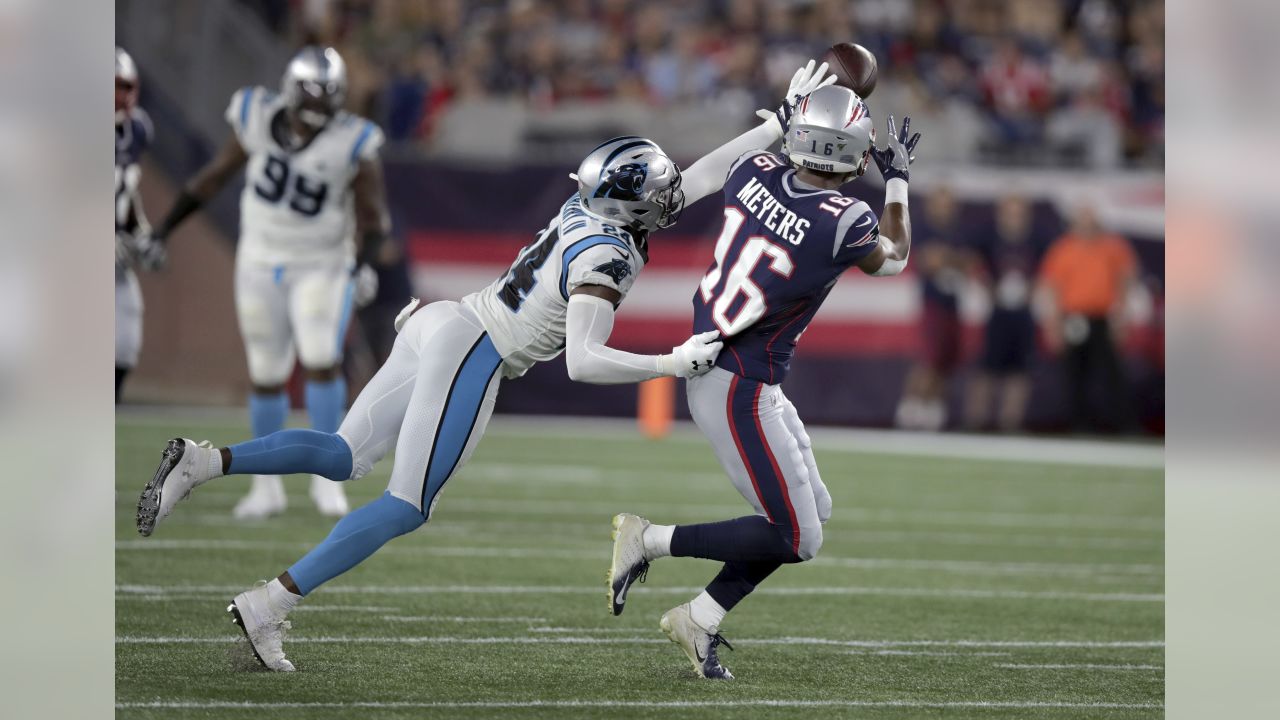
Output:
top-left (592, 258), bottom-right (632, 284)
top-left (595, 162), bottom-right (648, 201)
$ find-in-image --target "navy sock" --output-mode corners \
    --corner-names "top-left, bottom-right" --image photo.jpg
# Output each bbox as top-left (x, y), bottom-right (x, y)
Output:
top-left (249, 391), bottom-right (289, 438)
top-left (705, 560), bottom-right (784, 611)
top-left (288, 492), bottom-right (424, 595)
top-left (670, 515), bottom-right (800, 564)
top-left (226, 429), bottom-right (353, 480)
top-left (305, 377), bottom-right (347, 433)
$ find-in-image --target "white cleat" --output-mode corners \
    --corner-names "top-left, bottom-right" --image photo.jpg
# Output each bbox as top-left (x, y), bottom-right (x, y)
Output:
top-left (136, 438), bottom-right (216, 536)
top-left (232, 475), bottom-right (287, 520)
top-left (309, 475), bottom-right (349, 517)
top-left (660, 603), bottom-right (735, 680)
top-left (607, 513), bottom-right (650, 616)
top-left (228, 583), bottom-right (295, 672)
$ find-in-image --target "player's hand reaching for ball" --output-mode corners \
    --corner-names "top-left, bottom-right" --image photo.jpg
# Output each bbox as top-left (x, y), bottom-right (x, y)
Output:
top-left (661, 330), bottom-right (723, 378)
top-left (757, 59), bottom-right (838, 132)
top-left (871, 114), bottom-right (922, 183)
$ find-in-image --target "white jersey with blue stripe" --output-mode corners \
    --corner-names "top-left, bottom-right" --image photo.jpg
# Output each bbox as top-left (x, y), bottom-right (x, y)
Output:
top-left (225, 85), bottom-right (384, 265)
top-left (462, 194), bottom-right (646, 378)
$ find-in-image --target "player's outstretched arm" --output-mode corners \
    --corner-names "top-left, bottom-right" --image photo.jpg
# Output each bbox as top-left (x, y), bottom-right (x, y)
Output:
top-left (351, 155), bottom-right (392, 306)
top-left (857, 114), bottom-right (921, 277)
top-left (565, 286), bottom-right (722, 384)
top-left (137, 135), bottom-right (249, 269)
top-left (680, 60), bottom-right (837, 206)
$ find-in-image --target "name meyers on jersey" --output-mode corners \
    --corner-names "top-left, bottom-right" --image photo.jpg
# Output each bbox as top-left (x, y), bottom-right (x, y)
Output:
top-left (735, 175), bottom-right (811, 246)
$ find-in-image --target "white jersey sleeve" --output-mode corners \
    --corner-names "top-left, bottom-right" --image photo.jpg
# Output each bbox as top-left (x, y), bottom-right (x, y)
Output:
top-left (460, 194), bottom-right (648, 379)
top-left (562, 237), bottom-right (640, 300)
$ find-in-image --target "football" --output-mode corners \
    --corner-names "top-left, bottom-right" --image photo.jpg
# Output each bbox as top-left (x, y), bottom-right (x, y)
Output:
top-left (822, 42), bottom-right (878, 98)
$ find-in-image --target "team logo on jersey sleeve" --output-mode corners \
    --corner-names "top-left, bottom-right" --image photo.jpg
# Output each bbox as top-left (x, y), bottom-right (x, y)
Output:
top-left (592, 258), bottom-right (632, 283)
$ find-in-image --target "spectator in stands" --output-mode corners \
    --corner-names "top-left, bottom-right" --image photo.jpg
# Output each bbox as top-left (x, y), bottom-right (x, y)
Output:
top-left (896, 187), bottom-right (971, 432)
top-left (1037, 203), bottom-right (1138, 432)
top-left (964, 195), bottom-right (1041, 433)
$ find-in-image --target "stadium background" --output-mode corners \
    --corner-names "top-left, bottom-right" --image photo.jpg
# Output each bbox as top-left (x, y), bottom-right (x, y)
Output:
top-left (117, 0), bottom-right (1164, 434)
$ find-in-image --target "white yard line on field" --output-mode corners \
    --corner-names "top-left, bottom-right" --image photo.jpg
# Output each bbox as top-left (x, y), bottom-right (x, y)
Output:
top-left (115, 583), bottom-right (1163, 603)
top-left (844, 650), bottom-right (1012, 657)
top-left (115, 699), bottom-right (1164, 710)
top-left (114, 538), bottom-right (1161, 578)
top-left (116, 407), bottom-right (1163, 469)
top-left (115, 635), bottom-right (1164, 649)
top-left (381, 616), bottom-right (549, 623)
top-left (995, 663), bottom-right (1164, 671)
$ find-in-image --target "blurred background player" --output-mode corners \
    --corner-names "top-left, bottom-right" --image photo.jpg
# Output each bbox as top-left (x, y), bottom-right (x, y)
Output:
top-left (894, 186), bottom-right (970, 431)
top-left (137, 46), bottom-right (392, 518)
top-left (1037, 203), bottom-right (1137, 432)
top-left (610, 85), bottom-right (921, 679)
top-left (964, 194), bottom-right (1041, 433)
top-left (115, 47), bottom-right (154, 403)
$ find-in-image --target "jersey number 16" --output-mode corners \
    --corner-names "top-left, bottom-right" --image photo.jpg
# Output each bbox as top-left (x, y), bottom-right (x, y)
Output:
top-left (699, 207), bottom-right (795, 336)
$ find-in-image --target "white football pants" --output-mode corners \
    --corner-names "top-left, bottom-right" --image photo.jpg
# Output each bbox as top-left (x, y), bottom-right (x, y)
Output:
top-left (337, 301), bottom-right (503, 517)
top-left (686, 367), bottom-right (832, 560)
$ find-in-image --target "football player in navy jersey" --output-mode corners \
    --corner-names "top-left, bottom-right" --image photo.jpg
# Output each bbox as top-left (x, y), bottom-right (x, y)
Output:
top-left (115, 47), bottom-right (155, 403)
top-left (608, 84), bottom-right (922, 679)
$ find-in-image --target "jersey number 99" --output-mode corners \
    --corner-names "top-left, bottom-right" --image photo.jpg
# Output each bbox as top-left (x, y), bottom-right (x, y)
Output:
top-left (254, 155), bottom-right (329, 218)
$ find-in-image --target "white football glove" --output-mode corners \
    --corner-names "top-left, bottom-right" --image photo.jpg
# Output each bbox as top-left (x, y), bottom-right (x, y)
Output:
top-left (658, 330), bottom-right (723, 378)
top-left (393, 297), bottom-right (421, 333)
top-left (353, 264), bottom-right (379, 307)
top-left (757, 59), bottom-right (839, 131)
top-left (134, 233), bottom-right (168, 271)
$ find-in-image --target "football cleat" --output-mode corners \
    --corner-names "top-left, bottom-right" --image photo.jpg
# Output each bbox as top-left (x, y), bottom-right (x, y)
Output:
top-left (228, 583), bottom-right (295, 672)
top-left (136, 438), bottom-right (215, 536)
top-left (309, 475), bottom-right (349, 517)
top-left (607, 513), bottom-right (650, 616)
top-left (660, 603), bottom-right (735, 680)
top-left (232, 475), bottom-right (287, 520)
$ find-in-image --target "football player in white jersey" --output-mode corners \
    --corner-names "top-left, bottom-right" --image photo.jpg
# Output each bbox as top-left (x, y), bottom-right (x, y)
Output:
top-left (138, 47), bottom-right (390, 519)
top-left (115, 47), bottom-right (154, 403)
top-left (133, 61), bottom-right (836, 672)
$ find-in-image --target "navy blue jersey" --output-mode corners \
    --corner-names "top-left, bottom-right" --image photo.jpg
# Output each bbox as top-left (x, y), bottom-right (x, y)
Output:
top-left (115, 108), bottom-right (153, 234)
top-left (692, 150), bottom-right (879, 384)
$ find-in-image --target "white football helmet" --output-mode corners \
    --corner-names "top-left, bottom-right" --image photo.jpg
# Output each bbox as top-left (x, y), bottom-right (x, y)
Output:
top-left (782, 85), bottom-right (875, 176)
top-left (572, 136), bottom-right (684, 231)
top-left (281, 46), bottom-right (347, 130)
top-left (115, 47), bottom-right (139, 122)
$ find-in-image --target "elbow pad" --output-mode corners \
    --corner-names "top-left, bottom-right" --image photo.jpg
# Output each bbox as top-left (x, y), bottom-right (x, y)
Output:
top-left (870, 235), bottom-right (908, 276)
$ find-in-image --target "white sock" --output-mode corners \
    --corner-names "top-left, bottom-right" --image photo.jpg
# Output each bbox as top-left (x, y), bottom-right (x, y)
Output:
top-left (642, 524), bottom-right (674, 559)
top-left (207, 447), bottom-right (224, 479)
top-left (688, 592), bottom-right (727, 634)
top-left (266, 578), bottom-right (302, 615)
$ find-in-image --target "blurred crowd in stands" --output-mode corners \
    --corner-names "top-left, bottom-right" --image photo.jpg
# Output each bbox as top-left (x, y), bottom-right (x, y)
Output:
top-left (248, 0), bottom-right (1163, 168)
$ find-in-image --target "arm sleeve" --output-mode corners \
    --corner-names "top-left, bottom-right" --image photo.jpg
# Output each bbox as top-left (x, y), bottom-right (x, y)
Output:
top-left (680, 117), bottom-right (784, 206)
top-left (564, 294), bottom-right (664, 385)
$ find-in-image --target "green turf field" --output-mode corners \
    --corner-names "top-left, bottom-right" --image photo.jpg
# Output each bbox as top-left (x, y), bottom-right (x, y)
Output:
top-left (115, 410), bottom-right (1164, 718)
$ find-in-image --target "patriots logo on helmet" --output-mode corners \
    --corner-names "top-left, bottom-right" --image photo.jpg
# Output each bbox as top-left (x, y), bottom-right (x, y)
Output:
top-left (592, 258), bottom-right (632, 283)
top-left (596, 162), bottom-right (648, 201)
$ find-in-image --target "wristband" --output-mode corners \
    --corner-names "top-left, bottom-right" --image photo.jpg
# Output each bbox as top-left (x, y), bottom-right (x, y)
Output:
top-left (885, 178), bottom-right (909, 207)
top-left (356, 229), bottom-right (388, 268)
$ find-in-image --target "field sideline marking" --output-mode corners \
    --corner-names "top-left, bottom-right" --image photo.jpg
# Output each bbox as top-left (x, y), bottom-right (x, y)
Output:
top-left (995, 663), bottom-right (1164, 671)
top-left (116, 583), bottom-right (1163, 603)
top-left (116, 407), bottom-right (1163, 469)
top-left (115, 699), bottom-right (1164, 710)
top-left (114, 539), bottom-right (1162, 578)
top-left (115, 635), bottom-right (1164, 649)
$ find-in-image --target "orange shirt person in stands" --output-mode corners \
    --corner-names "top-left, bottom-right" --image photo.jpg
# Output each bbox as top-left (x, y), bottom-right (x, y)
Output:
top-left (1037, 204), bottom-right (1137, 432)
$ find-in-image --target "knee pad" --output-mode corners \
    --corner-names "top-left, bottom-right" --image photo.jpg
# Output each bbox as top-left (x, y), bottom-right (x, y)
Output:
top-left (797, 525), bottom-right (824, 561)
